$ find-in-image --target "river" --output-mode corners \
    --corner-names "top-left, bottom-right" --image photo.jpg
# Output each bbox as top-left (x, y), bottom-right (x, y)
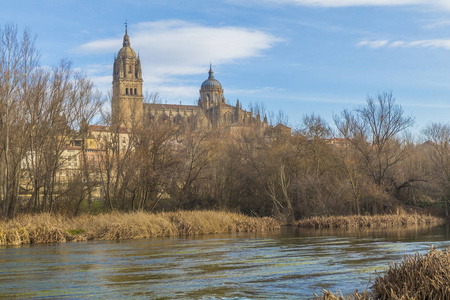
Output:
top-left (1, 225), bottom-right (449, 299)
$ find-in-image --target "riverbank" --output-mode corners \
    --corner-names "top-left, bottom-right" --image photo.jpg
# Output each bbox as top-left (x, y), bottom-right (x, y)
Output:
top-left (0, 211), bottom-right (280, 246)
top-left (2, 211), bottom-right (444, 246)
top-left (297, 212), bottom-right (444, 229)
top-left (314, 247), bottom-right (450, 299)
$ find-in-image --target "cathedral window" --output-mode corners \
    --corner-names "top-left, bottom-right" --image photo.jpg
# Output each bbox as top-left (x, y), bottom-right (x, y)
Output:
top-left (126, 88), bottom-right (129, 95)
top-left (128, 65), bottom-right (132, 73)
top-left (134, 88), bottom-right (137, 95)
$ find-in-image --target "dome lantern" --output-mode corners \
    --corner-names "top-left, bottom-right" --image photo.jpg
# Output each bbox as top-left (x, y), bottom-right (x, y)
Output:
top-left (201, 64), bottom-right (222, 90)
top-left (199, 64), bottom-right (224, 109)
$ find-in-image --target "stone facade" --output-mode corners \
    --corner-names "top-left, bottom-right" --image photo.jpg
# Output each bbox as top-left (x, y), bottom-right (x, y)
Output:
top-left (112, 27), bottom-right (268, 132)
top-left (111, 25), bottom-right (144, 128)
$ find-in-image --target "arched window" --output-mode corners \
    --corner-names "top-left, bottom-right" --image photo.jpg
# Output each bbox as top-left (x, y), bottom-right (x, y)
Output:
top-left (126, 88), bottom-right (129, 95)
top-left (128, 65), bottom-right (132, 73)
top-left (134, 88), bottom-right (137, 95)
top-left (214, 94), bottom-right (217, 103)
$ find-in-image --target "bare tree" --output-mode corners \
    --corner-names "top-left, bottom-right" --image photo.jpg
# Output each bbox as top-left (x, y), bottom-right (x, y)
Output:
top-left (174, 131), bottom-right (213, 208)
top-left (275, 110), bottom-right (289, 126)
top-left (300, 113), bottom-right (332, 139)
top-left (143, 91), bottom-right (161, 105)
top-left (334, 92), bottom-right (414, 188)
top-left (0, 24), bottom-right (39, 217)
top-left (422, 122), bottom-right (450, 215)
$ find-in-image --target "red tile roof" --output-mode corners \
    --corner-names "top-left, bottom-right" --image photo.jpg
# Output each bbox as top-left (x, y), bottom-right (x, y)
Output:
top-left (89, 125), bottom-right (129, 134)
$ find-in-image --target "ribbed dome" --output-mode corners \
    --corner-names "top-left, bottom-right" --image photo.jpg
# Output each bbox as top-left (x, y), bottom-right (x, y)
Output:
top-left (118, 46), bottom-right (136, 59)
top-left (117, 26), bottom-right (136, 59)
top-left (201, 66), bottom-right (222, 90)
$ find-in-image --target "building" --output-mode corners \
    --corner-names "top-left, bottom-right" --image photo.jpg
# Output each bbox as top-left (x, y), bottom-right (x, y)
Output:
top-left (111, 25), bottom-right (144, 129)
top-left (18, 25), bottom-right (289, 203)
top-left (111, 25), bottom-right (268, 132)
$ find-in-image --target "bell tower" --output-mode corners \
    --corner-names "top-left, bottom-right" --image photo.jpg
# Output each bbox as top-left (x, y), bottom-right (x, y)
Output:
top-left (112, 23), bottom-right (143, 128)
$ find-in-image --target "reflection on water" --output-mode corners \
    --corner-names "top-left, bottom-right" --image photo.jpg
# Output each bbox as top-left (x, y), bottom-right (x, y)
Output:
top-left (1, 225), bottom-right (449, 299)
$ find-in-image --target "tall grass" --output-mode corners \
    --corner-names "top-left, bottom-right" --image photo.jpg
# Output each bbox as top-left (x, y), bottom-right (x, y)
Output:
top-left (297, 212), bottom-right (444, 229)
top-left (313, 290), bottom-right (371, 300)
top-left (372, 247), bottom-right (450, 299)
top-left (0, 210), bottom-right (280, 246)
top-left (314, 247), bottom-right (450, 300)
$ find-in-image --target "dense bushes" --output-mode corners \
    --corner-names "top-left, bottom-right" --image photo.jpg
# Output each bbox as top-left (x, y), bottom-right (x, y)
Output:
top-left (6, 104), bottom-right (450, 221)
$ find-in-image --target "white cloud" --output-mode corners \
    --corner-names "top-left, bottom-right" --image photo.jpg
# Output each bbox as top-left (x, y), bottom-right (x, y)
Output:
top-left (357, 40), bottom-right (389, 48)
top-left (358, 39), bottom-right (450, 50)
top-left (76, 20), bottom-right (282, 100)
top-left (406, 39), bottom-right (450, 49)
top-left (400, 100), bottom-right (450, 109)
top-left (78, 39), bottom-right (118, 53)
top-left (153, 85), bottom-right (200, 104)
top-left (227, 86), bottom-right (281, 95)
top-left (89, 75), bottom-right (112, 95)
top-left (231, 0), bottom-right (450, 10)
top-left (389, 41), bottom-right (406, 48)
top-left (238, 0), bottom-right (423, 7)
top-left (422, 19), bottom-right (450, 29)
top-left (77, 20), bottom-right (281, 77)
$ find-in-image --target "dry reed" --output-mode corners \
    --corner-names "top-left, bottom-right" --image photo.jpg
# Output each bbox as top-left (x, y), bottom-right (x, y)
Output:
top-left (314, 247), bottom-right (450, 300)
top-left (297, 212), bottom-right (444, 229)
top-left (313, 290), bottom-right (371, 300)
top-left (0, 210), bottom-right (279, 246)
top-left (372, 247), bottom-right (450, 299)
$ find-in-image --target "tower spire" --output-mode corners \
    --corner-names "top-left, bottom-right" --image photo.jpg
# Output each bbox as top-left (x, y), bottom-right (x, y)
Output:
top-left (123, 21), bottom-right (130, 47)
top-left (208, 63), bottom-right (214, 79)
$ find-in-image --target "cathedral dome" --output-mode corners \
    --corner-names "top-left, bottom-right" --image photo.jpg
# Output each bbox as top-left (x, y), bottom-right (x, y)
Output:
top-left (201, 65), bottom-right (222, 90)
top-left (117, 25), bottom-right (136, 59)
top-left (118, 46), bottom-right (136, 59)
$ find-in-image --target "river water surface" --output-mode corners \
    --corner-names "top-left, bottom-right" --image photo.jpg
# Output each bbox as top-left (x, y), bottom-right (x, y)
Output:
top-left (1, 225), bottom-right (450, 299)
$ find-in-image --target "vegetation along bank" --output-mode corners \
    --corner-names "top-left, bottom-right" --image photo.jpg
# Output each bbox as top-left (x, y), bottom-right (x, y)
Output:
top-left (1, 25), bottom-right (450, 223)
top-left (297, 212), bottom-right (445, 229)
top-left (314, 247), bottom-right (450, 300)
top-left (0, 211), bottom-right (280, 246)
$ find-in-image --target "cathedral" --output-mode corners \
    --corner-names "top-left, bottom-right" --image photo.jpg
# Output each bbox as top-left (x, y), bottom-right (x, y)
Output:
top-left (111, 26), bottom-right (268, 133)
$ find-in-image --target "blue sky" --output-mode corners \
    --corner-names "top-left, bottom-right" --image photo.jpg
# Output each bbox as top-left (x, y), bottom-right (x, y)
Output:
top-left (2, 0), bottom-right (450, 133)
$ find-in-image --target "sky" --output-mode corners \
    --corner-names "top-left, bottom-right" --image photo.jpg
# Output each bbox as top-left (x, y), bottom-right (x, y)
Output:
top-left (2, 0), bottom-right (450, 133)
